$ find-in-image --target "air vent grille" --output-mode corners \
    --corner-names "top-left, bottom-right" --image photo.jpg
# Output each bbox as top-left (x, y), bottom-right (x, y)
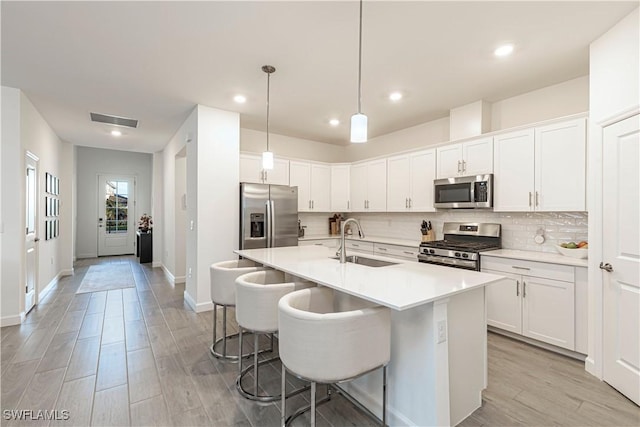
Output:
top-left (90, 112), bottom-right (138, 128)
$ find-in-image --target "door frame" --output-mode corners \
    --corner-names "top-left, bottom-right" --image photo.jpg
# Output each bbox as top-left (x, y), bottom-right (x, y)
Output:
top-left (25, 150), bottom-right (39, 313)
top-left (96, 173), bottom-right (137, 257)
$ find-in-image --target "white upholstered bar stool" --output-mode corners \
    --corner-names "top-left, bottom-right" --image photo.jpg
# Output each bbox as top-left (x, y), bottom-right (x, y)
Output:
top-left (209, 259), bottom-right (267, 360)
top-left (235, 270), bottom-right (315, 401)
top-left (278, 287), bottom-right (391, 427)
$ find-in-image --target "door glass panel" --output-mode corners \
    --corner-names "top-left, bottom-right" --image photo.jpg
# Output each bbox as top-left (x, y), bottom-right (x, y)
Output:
top-left (26, 167), bottom-right (36, 234)
top-left (105, 180), bottom-right (130, 234)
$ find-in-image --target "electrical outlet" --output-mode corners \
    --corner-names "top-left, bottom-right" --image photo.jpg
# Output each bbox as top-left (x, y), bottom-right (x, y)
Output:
top-left (188, 267), bottom-right (192, 278)
top-left (437, 320), bottom-right (447, 344)
top-left (190, 220), bottom-right (194, 231)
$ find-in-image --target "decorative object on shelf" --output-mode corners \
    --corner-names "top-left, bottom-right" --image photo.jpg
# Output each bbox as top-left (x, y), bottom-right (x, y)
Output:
top-left (138, 213), bottom-right (153, 232)
top-left (261, 65), bottom-right (276, 170)
top-left (350, 0), bottom-right (367, 143)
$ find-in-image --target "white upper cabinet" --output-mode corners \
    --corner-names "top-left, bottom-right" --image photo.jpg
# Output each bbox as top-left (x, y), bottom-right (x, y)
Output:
top-left (350, 159), bottom-right (387, 212)
top-left (387, 149), bottom-right (436, 212)
top-left (330, 164), bottom-right (351, 212)
top-left (436, 137), bottom-right (493, 178)
top-left (494, 118), bottom-right (586, 212)
top-left (534, 118), bottom-right (587, 211)
top-left (240, 153), bottom-right (289, 186)
top-left (290, 161), bottom-right (331, 212)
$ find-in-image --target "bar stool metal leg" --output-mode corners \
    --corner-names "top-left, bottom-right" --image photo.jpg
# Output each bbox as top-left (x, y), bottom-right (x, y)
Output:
top-left (310, 382), bottom-right (316, 427)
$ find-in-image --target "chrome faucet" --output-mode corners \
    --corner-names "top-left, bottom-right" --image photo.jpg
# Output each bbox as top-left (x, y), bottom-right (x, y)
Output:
top-left (337, 218), bottom-right (365, 263)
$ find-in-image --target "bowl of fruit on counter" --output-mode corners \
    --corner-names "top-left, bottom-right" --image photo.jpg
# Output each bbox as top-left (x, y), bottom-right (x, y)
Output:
top-left (556, 241), bottom-right (588, 258)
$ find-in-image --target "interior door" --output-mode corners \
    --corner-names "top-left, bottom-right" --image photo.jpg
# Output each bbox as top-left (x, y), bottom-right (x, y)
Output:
top-left (25, 152), bottom-right (39, 313)
top-left (97, 175), bottom-right (135, 256)
top-left (602, 114), bottom-right (640, 405)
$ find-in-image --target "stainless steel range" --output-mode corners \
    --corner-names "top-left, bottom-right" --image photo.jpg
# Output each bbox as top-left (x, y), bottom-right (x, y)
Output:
top-left (418, 222), bottom-right (501, 271)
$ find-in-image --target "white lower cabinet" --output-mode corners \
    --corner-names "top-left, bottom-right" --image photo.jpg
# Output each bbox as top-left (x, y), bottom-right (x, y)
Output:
top-left (345, 240), bottom-right (374, 254)
top-left (373, 243), bottom-right (419, 261)
top-left (482, 256), bottom-right (578, 352)
top-left (298, 239), bottom-right (338, 249)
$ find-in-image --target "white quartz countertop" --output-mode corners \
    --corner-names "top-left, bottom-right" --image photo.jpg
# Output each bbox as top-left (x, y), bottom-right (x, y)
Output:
top-left (299, 234), bottom-right (420, 248)
top-left (482, 249), bottom-right (588, 268)
top-left (235, 245), bottom-right (504, 311)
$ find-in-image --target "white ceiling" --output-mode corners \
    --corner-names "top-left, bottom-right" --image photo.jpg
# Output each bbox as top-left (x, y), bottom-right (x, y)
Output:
top-left (2, 1), bottom-right (636, 153)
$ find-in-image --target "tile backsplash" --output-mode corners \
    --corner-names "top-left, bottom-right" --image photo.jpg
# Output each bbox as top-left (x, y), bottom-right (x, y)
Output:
top-left (299, 210), bottom-right (588, 253)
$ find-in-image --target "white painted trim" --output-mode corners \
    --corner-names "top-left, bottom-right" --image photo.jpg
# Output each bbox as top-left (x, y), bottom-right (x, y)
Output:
top-left (161, 264), bottom-right (175, 285)
top-left (488, 326), bottom-right (587, 361)
top-left (596, 105), bottom-right (640, 127)
top-left (0, 313), bottom-right (24, 327)
top-left (183, 290), bottom-right (196, 311)
top-left (174, 275), bottom-right (186, 284)
top-left (585, 356), bottom-right (598, 377)
top-left (76, 253), bottom-right (97, 259)
top-left (39, 268), bottom-right (75, 300)
top-left (151, 261), bottom-right (161, 268)
top-left (337, 382), bottom-right (415, 427)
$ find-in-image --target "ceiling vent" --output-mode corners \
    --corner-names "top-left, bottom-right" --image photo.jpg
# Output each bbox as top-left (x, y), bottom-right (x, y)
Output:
top-left (90, 112), bottom-right (138, 128)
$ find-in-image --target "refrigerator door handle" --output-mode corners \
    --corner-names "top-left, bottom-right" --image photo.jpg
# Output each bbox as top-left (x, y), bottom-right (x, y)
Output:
top-left (265, 201), bottom-right (272, 248)
top-left (269, 200), bottom-right (276, 247)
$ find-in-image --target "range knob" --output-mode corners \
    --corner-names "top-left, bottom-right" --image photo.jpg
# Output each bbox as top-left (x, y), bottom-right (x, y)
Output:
top-left (454, 252), bottom-right (461, 257)
top-left (462, 253), bottom-right (469, 258)
top-left (429, 249), bottom-right (435, 254)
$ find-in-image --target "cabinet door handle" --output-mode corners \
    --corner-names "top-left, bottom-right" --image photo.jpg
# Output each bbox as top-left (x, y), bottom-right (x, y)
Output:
top-left (347, 201), bottom-right (350, 210)
top-left (535, 191), bottom-right (539, 207)
top-left (409, 198), bottom-right (412, 208)
top-left (512, 266), bottom-right (530, 271)
top-left (378, 247), bottom-right (387, 251)
top-left (264, 171), bottom-right (268, 182)
top-left (405, 198), bottom-right (408, 208)
top-left (522, 281), bottom-right (527, 298)
top-left (403, 251), bottom-right (414, 255)
top-left (463, 160), bottom-right (466, 173)
top-left (352, 243), bottom-right (359, 247)
top-left (457, 160), bottom-right (461, 173)
top-left (516, 280), bottom-right (520, 296)
top-left (528, 191), bottom-right (532, 207)
top-left (312, 200), bottom-right (314, 209)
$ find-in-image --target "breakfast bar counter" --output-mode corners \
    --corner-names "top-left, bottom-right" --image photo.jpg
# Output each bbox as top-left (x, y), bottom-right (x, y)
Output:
top-left (235, 245), bottom-right (504, 426)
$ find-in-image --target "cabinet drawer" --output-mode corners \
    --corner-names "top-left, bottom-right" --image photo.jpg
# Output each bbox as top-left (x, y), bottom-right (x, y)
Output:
top-left (374, 243), bottom-right (418, 260)
top-left (299, 239), bottom-right (337, 249)
top-left (481, 256), bottom-right (574, 282)
top-left (345, 240), bottom-right (374, 253)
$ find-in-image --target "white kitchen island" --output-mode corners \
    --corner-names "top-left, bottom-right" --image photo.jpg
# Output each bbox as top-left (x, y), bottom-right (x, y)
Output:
top-left (235, 245), bottom-right (504, 426)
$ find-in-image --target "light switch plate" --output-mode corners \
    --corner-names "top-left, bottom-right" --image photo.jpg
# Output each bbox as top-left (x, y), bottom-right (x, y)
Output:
top-left (437, 320), bottom-right (447, 343)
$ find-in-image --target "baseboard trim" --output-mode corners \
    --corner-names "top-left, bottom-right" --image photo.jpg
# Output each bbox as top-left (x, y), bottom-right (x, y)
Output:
top-left (488, 326), bottom-right (587, 361)
top-left (183, 291), bottom-right (213, 313)
top-left (39, 268), bottom-right (75, 300)
top-left (337, 382), bottom-right (414, 427)
top-left (151, 261), bottom-right (161, 268)
top-left (585, 356), bottom-right (599, 378)
top-left (76, 253), bottom-right (97, 259)
top-left (161, 264), bottom-right (176, 285)
top-left (174, 275), bottom-right (186, 284)
top-left (0, 313), bottom-right (24, 327)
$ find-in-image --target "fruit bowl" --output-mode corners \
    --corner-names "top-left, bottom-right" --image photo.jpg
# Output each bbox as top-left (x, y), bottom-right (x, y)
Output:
top-left (556, 245), bottom-right (588, 259)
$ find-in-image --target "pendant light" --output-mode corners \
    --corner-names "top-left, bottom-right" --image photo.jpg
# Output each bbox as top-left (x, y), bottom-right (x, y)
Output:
top-left (350, 0), bottom-right (367, 143)
top-left (262, 65), bottom-right (276, 170)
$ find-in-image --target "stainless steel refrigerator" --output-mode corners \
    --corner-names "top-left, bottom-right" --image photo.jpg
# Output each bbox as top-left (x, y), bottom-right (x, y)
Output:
top-left (240, 183), bottom-right (298, 249)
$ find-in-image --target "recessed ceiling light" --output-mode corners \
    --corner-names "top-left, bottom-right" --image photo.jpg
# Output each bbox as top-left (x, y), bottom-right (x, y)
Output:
top-left (329, 119), bottom-right (340, 126)
top-left (233, 95), bottom-right (247, 104)
top-left (389, 92), bottom-right (403, 102)
top-left (494, 44), bottom-right (514, 57)
top-left (111, 130), bottom-right (122, 137)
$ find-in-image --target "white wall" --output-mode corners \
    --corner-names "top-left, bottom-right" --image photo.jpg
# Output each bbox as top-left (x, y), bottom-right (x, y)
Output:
top-left (161, 109), bottom-right (195, 281)
top-left (151, 151), bottom-right (163, 267)
top-left (75, 147), bottom-right (153, 258)
top-left (586, 7), bottom-right (639, 378)
top-left (1, 87), bottom-right (23, 325)
top-left (346, 117), bottom-right (450, 162)
top-left (186, 105), bottom-right (240, 312)
top-left (491, 76), bottom-right (589, 131)
top-left (174, 153), bottom-right (187, 281)
top-left (240, 128), bottom-right (345, 162)
top-left (1, 87), bottom-right (73, 326)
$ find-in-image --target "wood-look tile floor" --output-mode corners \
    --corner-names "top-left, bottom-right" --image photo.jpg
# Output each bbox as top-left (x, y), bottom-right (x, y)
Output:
top-left (1, 256), bottom-right (638, 426)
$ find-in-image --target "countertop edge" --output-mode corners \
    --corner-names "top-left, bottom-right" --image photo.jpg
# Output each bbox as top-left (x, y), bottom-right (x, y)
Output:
top-left (482, 249), bottom-right (588, 268)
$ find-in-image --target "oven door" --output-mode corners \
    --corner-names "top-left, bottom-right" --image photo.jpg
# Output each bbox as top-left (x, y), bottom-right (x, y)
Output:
top-left (417, 254), bottom-right (479, 270)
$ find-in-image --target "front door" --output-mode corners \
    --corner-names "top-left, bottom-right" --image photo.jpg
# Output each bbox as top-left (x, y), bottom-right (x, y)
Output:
top-left (25, 152), bottom-right (39, 313)
top-left (602, 114), bottom-right (640, 405)
top-left (97, 175), bottom-right (135, 256)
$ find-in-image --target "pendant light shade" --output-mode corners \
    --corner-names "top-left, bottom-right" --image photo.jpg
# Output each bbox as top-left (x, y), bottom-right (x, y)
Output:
top-left (262, 151), bottom-right (274, 170)
top-left (262, 65), bottom-right (276, 170)
top-left (350, 0), bottom-right (367, 143)
top-left (350, 113), bottom-right (367, 143)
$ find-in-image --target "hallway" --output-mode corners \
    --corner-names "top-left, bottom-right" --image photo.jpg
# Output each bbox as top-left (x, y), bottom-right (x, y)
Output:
top-left (1, 258), bottom-right (638, 426)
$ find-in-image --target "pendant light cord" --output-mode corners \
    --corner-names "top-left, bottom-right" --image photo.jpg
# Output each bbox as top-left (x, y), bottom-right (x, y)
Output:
top-left (357, 0), bottom-right (363, 114)
top-left (266, 71), bottom-right (270, 151)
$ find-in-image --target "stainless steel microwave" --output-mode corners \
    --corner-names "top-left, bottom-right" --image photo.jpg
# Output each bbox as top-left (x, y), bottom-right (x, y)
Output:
top-left (434, 174), bottom-right (493, 209)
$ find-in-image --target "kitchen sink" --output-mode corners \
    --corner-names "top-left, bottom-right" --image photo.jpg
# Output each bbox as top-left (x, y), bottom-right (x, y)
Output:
top-left (330, 255), bottom-right (398, 268)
